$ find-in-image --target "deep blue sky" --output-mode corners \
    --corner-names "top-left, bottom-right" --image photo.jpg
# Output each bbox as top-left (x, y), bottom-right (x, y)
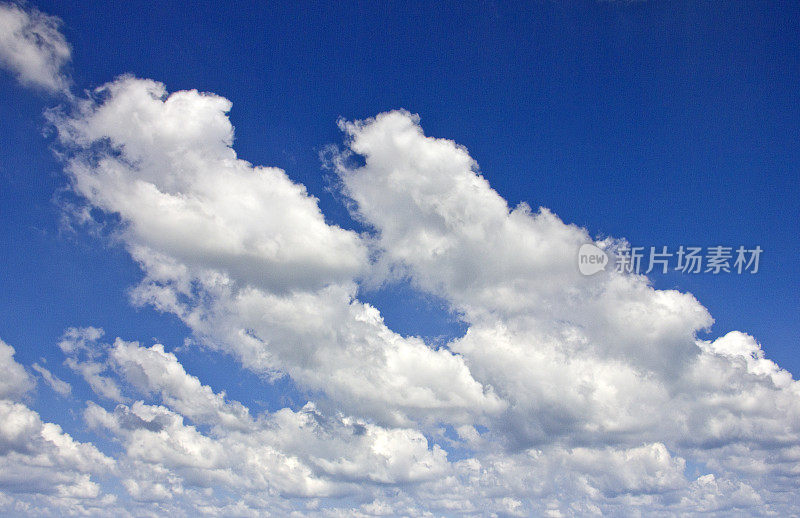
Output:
top-left (1, 0), bottom-right (798, 427)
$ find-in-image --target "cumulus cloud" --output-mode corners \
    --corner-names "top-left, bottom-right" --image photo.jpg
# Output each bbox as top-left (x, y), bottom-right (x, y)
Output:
top-left (71, 334), bottom-right (452, 514)
top-left (44, 328), bottom-right (781, 516)
top-left (0, 339), bottom-right (115, 516)
top-left (0, 2), bottom-right (70, 93)
top-left (0, 340), bottom-right (34, 400)
top-left (49, 77), bottom-right (504, 429)
top-left (3, 66), bottom-right (796, 513)
top-left (331, 110), bottom-right (800, 513)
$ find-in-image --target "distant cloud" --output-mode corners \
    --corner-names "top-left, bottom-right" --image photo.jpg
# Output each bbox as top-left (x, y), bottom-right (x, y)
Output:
top-left (0, 339), bottom-right (33, 399)
top-left (59, 327), bottom-right (127, 403)
top-left (32, 362), bottom-right (71, 397)
top-left (0, 2), bottom-right (70, 93)
top-left (0, 339), bottom-right (113, 510)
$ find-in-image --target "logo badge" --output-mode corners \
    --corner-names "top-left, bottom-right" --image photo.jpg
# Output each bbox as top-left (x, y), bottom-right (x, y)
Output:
top-left (578, 243), bottom-right (609, 276)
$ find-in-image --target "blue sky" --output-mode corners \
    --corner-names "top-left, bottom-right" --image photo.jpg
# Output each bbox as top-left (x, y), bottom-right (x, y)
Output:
top-left (4, 0), bottom-right (797, 370)
top-left (1, 1), bottom-right (799, 516)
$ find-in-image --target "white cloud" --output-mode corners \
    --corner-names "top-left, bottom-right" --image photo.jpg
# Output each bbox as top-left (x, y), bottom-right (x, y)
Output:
top-left (31, 363), bottom-right (71, 397)
top-left (0, 338), bottom-right (115, 517)
top-left (5, 69), bottom-right (794, 514)
top-left (49, 77), bottom-right (504, 428)
top-left (59, 328), bottom-right (127, 403)
top-left (57, 326), bottom-right (104, 355)
top-left (336, 111), bottom-right (711, 371)
top-left (107, 338), bottom-right (252, 431)
top-left (56, 78), bottom-right (366, 294)
top-left (69, 332), bottom-right (768, 516)
top-left (76, 335), bottom-right (453, 513)
top-left (0, 340), bottom-right (34, 400)
top-left (334, 110), bottom-right (800, 512)
top-left (0, 2), bottom-right (70, 93)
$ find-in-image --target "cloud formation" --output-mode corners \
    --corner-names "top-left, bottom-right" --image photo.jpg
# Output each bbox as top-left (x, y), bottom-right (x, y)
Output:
top-left (0, 2), bottom-right (70, 93)
top-left (69, 331), bottom-right (453, 512)
top-left (1, 10), bottom-right (797, 512)
top-left (31, 363), bottom-right (71, 397)
top-left (51, 77), bottom-right (504, 430)
top-left (32, 84), bottom-right (800, 515)
top-left (0, 340), bottom-right (115, 515)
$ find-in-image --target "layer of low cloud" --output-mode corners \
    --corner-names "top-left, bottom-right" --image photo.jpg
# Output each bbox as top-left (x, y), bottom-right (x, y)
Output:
top-left (0, 2), bottom-right (70, 93)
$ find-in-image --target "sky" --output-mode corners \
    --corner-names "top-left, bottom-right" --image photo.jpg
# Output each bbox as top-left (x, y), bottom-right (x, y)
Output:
top-left (0, 1), bottom-right (798, 516)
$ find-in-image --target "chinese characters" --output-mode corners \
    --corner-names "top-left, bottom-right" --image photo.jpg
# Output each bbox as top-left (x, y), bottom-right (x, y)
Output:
top-left (614, 246), bottom-right (762, 275)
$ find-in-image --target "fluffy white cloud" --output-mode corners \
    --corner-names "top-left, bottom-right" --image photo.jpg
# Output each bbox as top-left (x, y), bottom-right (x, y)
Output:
top-left (0, 340), bottom-right (33, 400)
top-left (336, 111), bottom-right (711, 371)
top-left (5, 68), bottom-right (796, 514)
top-left (57, 78), bottom-right (366, 293)
top-left (107, 338), bottom-right (251, 431)
top-left (64, 329), bottom-right (785, 516)
top-left (0, 339), bottom-right (115, 517)
top-left (0, 2), bottom-right (70, 93)
top-left (334, 110), bottom-right (800, 512)
top-left (50, 77), bottom-right (504, 428)
top-left (74, 334), bottom-right (452, 513)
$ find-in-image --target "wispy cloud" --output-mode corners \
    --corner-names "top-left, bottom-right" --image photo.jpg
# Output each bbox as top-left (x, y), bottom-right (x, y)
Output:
top-left (0, 2), bottom-right (70, 94)
top-left (32, 362), bottom-right (71, 397)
